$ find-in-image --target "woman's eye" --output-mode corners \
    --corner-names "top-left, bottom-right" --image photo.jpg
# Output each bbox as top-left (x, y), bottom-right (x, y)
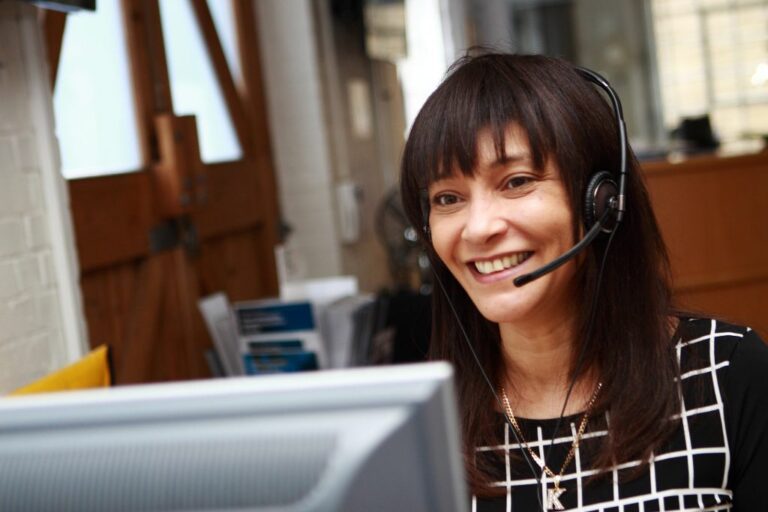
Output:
top-left (433, 194), bottom-right (459, 206)
top-left (504, 175), bottom-right (533, 189)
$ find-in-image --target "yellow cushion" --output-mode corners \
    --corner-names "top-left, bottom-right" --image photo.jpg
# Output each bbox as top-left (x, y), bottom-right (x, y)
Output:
top-left (9, 345), bottom-right (111, 396)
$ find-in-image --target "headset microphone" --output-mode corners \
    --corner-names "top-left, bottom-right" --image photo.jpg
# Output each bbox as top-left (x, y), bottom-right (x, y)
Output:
top-left (513, 202), bottom-right (614, 287)
top-left (513, 67), bottom-right (627, 288)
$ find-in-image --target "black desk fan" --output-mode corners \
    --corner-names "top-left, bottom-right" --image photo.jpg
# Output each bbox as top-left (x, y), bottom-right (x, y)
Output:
top-left (375, 187), bottom-right (432, 293)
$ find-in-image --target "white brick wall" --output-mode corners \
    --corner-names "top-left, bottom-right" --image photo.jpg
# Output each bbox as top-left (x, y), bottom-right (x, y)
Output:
top-left (255, 0), bottom-right (343, 279)
top-left (0, 1), bottom-right (87, 392)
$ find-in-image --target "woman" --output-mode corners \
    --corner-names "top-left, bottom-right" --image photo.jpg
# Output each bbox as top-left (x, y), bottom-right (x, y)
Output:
top-left (400, 51), bottom-right (768, 511)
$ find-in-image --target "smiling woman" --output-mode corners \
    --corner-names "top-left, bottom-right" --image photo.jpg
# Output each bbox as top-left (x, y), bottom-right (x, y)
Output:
top-left (400, 51), bottom-right (768, 511)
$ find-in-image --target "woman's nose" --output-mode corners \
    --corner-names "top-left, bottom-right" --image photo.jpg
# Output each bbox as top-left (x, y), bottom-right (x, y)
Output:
top-left (461, 197), bottom-right (507, 244)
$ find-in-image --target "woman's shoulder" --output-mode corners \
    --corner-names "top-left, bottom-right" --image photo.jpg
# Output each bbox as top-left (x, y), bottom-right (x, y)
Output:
top-left (674, 315), bottom-right (755, 341)
top-left (674, 319), bottom-right (768, 508)
top-left (674, 315), bottom-right (764, 365)
top-left (674, 316), bottom-right (768, 418)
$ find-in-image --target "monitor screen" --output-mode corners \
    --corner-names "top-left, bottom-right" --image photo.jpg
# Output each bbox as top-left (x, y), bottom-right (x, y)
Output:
top-left (0, 362), bottom-right (467, 512)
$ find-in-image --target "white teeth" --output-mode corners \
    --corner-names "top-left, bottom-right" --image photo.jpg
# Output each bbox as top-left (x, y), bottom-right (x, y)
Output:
top-left (473, 253), bottom-right (529, 275)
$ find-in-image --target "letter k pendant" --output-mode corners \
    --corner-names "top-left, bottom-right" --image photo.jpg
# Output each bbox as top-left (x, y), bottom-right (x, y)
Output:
top-left (547, 486), bottom-right (565, 510)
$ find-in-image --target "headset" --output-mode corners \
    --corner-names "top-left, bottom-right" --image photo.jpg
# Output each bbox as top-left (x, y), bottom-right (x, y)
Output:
top-left (421, 65), bottom-right (629, 510)
top-left (422, 66), bottom-right (627, 288)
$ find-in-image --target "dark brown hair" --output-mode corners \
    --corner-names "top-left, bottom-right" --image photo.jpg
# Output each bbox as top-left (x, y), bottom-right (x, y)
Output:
top-left (399, 51), bottom-right (680, 495)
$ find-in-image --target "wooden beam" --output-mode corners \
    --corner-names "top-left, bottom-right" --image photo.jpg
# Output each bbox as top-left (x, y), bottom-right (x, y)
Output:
top-left (121, 0), bottom-right (174, 162)
top-left (153, 114), bottom-right (205, 217)
top-left (117, 255), bottom-right (167, 384)
top-left (232, 0), bottom-right (281, 295)
top-left (170, 248), bottom-right (212, 379)
top-left (188, 0), bottom-right (252, 156)
top-left (233, 0), bottom-right (276, 161)
top-left (40, 9), bottom-right (67, 90)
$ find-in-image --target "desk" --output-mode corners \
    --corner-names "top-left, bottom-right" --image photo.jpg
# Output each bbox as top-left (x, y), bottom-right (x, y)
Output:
top-left (643, 150), bottom-right (768, 337)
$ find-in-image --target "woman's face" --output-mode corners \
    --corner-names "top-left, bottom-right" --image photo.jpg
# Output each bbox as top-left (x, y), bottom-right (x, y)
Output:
top-left (427, 125), bottom-right (580, 328)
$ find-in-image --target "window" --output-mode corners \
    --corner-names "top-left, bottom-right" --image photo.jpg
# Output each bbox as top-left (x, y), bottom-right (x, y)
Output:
top-left (207, 0), bottom-right (241, 85)
top-left (651, 0), bottom-right (768, 146)
top-left (54, 1), bottom-right (141, 179)
top-left (159, 0), bottom-right (242, 164)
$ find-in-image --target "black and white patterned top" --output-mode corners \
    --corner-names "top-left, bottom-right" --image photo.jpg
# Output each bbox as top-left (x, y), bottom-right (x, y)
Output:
top-left (474, 318), bottom-right (768, 511)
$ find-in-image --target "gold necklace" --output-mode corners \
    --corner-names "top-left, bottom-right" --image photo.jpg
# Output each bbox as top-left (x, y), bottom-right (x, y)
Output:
top-left (499, 382), bottom-right (602, 511)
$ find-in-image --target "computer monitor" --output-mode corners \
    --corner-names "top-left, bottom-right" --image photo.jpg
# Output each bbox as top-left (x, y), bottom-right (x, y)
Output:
top-left (0, 362), bottom-right (467, 512)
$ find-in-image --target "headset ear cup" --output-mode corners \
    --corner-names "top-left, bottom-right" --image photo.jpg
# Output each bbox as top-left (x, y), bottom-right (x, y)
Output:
top-left (584, 171), bottom-right (619, 233)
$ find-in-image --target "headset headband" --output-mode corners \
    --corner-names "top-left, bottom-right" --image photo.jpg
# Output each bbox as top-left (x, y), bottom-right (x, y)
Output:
top-left (574, 66), bottom-right (627, 222)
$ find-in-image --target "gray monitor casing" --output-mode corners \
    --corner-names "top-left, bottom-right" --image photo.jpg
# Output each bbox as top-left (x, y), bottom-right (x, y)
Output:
top-left (0, 362), bottom-right (468, 512)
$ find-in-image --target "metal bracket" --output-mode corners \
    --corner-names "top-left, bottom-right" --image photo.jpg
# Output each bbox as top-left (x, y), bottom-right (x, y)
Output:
top-left (149, 217), bottom-right (200, 257)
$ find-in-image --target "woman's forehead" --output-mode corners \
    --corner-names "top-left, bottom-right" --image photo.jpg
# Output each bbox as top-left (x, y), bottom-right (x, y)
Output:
top-left (429, 124), bottom-right (541, 181)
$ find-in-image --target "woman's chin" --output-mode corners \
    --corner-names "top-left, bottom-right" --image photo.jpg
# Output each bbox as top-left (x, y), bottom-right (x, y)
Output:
top-left (474, 300), bottom-right (535, 325)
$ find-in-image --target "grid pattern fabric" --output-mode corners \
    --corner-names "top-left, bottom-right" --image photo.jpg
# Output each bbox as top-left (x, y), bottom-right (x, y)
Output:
top-left (473, 318), bottom-right (763, 512)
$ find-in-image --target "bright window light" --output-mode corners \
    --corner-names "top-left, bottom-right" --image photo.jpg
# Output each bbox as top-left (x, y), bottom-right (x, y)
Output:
top-left (54, 0), bottom-right (142, 179)
top-left (159, 0), bottom-right (242, 164)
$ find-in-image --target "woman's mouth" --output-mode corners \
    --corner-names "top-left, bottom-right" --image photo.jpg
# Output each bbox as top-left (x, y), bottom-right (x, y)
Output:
top-left (472, 252), bottom-right (533, 275)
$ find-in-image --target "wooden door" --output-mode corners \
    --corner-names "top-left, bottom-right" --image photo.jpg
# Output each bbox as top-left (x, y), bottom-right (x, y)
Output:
top-left (45, 0), bottom-right (280, 384)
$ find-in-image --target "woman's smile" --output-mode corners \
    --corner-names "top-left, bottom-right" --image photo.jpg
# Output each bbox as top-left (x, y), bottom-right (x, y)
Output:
top-left (470, 251), bottom-right (533, 276)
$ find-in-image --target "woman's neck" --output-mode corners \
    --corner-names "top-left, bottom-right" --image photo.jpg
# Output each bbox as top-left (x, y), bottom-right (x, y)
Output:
top-left (498, 317), bottom-right (597, 419)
